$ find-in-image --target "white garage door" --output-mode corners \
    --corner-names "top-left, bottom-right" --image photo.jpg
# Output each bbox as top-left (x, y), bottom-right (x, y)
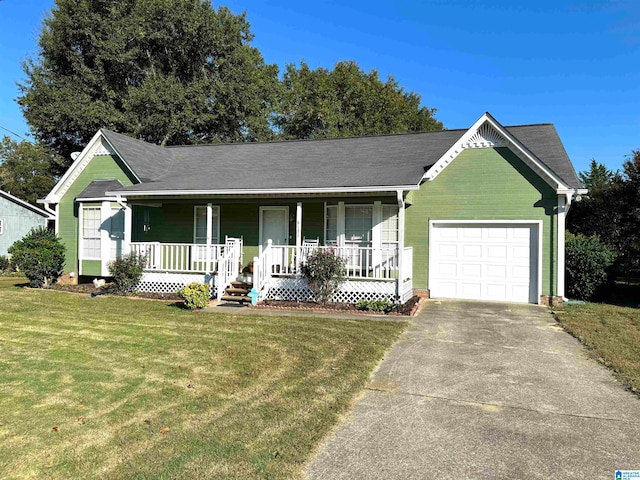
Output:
top-left (429, 222), bottom-right (539, 303)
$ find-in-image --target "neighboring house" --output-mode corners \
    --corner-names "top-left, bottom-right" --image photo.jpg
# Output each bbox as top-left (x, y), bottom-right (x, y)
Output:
top-left (0, 189), bottom-right (52, 256)
top-left (40, 113), bottom-right (586, 305)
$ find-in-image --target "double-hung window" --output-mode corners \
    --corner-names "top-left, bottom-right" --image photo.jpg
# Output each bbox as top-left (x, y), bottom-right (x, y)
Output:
top-left (82, 207), bottom-right (101, 259)
top-left (193, 206), bottom-right (220, 244)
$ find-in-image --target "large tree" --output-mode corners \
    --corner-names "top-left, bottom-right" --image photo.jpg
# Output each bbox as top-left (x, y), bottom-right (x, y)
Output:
top-left (18, 0), bottom-right (280, 167)
top-left (568, 154), bottom-right (640, 275)
top-left (0, 137), bottom-right (62, 204)
top-left (274, 60), bottom-right (443, 139)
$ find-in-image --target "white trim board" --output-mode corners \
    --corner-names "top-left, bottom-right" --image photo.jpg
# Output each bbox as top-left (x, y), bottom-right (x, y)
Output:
top-left (428, 220), bottom-right (543, 304)
top-left (423, 112), bottom-right (570, 192)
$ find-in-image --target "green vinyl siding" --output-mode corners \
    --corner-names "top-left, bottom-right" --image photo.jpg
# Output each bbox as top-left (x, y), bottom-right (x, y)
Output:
top-left (58, 155), bottom-right (136, 273)
top-left (131, 197), bottom-right (394, 270)
top-left (81, 260), bottom-right (102, 276)
top-left (405, 147), bottom-right (558, 296)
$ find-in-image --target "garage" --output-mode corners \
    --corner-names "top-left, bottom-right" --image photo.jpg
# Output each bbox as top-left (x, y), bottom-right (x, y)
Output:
top-left (429, 222), bottom-right (541, 303)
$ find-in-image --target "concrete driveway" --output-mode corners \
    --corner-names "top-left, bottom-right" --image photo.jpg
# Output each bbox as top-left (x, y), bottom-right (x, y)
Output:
top-left (307, 300), bottom-right (640, 479)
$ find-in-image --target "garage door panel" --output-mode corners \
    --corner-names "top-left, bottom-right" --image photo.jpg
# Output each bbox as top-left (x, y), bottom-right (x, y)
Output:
top-left (430, 223), bottom-right (538, 303)
top-left (487, 264), bottom-right (508, 278)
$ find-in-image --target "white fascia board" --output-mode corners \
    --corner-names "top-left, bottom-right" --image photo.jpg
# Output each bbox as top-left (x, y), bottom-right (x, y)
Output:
top-left (0, 190), bottom-right (51, 218)
top-left (45, 130), bottom-right (105, 202)
top-left (75, 197), bottom-right (120, 202)
top-left (99, 131), bottom-right (141, 183)
top-left (423, 112), bottom-right (570, 191)
top-left (44, 129), bottom-right (140, 203)
top-left (104, 185), bottom-right (421, 197)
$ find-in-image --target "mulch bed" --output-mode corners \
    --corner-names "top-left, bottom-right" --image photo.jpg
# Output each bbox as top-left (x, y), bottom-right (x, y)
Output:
top-left (47, 282), bottom-right (421, 315)
top-left (47, 282), bottom-right (181, 301)
top-left (254, 295), bottom-right (421, 316)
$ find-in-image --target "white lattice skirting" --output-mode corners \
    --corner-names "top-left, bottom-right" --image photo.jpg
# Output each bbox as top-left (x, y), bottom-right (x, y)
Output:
top-left (136, 272), bottom-right (217, 297)
top-left (263, 277), bottom-right (397, 303)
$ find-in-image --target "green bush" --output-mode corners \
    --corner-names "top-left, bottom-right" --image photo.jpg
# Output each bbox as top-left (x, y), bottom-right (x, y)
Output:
top-left (108, 253), bottom-right (146, 293)
top-left (566, 232), bottom-right (616, 300)
top-left (301, 249), bottom-right (346, 304)
top-left (0, 255), bottom-right (11, 273)
top-left (355, 298), bottom-right (393, 313)
top-left (8, 226), bottom-right (65, 287)
top-left (177, 282), bottom-right (211, 310)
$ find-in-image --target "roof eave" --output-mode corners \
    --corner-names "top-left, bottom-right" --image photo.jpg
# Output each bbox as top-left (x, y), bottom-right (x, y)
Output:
top-left (105, 185), bottom-right (420, 197)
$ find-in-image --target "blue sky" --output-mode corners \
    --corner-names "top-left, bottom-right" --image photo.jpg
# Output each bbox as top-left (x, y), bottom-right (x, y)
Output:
top-left (1, 0), bottom-right (639, 175)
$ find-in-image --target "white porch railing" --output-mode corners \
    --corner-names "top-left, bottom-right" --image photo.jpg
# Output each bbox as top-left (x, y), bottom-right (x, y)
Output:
top-left (216, 237), bottom-right (243, 300)
top-left (269, 244), bottom-right (401, 279)
top-left (130, 242), bottom-right (224, 273)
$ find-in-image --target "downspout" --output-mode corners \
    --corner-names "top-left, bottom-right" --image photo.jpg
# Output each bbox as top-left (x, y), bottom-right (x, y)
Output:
top-left (396, 190), bottom-right (405, 303)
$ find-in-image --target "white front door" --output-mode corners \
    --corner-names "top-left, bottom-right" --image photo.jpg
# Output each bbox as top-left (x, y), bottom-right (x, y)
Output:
top-left (429, 222), bottom-right (539, 303)
top-left (260, 207), bottom-right (289, 273)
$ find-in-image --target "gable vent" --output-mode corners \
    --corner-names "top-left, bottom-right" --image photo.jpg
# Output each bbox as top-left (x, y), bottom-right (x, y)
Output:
top-left (463, 122), bottom-right (507, 149)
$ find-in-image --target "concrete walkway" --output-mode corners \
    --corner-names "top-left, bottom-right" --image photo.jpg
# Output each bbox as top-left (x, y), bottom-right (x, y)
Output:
top-left (307, 300), bottom-right (640, 479)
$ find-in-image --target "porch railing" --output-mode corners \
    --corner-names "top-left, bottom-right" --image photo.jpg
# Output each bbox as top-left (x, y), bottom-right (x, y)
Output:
top-left (264, 244), bottom-right (401, 279)
top-left (130, 242), bottom-right (224, 273)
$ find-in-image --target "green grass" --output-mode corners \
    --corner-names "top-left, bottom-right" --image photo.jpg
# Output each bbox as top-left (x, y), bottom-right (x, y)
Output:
top-left (0, 277), bottom-right (406, 479)
top-left (555, 302), bottom-right (640, 394)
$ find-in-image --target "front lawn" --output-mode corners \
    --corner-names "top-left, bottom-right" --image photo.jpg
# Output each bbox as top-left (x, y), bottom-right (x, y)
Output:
top-left (0, 277), bottom-right (406, 479)
top-left (554, 302), bottom-right (640, 394)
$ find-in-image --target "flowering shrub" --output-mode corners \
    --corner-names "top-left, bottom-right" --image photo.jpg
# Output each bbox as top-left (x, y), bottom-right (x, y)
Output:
top-left (301, 249), bottom-right (346, 304)
top-left (177, 282), bottom-right (210, 310)
top-left (108, 253), bottom-right (146, 293)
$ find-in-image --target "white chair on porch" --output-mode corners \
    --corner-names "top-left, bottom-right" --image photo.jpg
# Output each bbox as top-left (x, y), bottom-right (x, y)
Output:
top-left (299, 237), bottom-right (319, 268)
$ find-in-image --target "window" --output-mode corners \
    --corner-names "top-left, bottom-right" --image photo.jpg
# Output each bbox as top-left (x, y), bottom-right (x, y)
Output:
top-left (194, 206), bottom-right (220, 244)
top-left (382, 205), bottom-right (399, 249)
top-left (345, 205), bottom-right (373, 247)
top-left (82, 207), bottom-right (101, 259)
top-left (325, 205), bottom-right (337, 245)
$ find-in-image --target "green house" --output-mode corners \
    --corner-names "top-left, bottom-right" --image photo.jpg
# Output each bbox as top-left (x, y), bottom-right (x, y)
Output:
top-left (0, 189), bottom-right (52, 256)
top-left (41, 113), bottom-right (585, 305)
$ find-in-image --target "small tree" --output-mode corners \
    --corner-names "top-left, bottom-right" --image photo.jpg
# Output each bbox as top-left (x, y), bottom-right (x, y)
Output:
top-left (566, 232), bottom-right (616, 300)
top-left (108, 253), bottom-right (146, 293)
top-left (301, 249), bottom-right (346, 304)
top-left (8, 226), bottom-right (65, 287)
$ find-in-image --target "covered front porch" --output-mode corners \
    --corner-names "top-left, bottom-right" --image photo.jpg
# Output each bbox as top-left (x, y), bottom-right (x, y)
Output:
top-left (104, 195), bottom-right (414, 303)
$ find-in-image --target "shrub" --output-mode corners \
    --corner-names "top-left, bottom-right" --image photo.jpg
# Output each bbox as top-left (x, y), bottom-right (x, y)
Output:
top-left (355, 298), bottom-right (394, 313)
top-left (177, 282), bottom-right (210, 310)
top-left (566, 232), bottom-right (616, 300)
top-left (108, 252), bottom-right (146, 293)
top-left (8, 226), bottom-right (65, 287)
top-left (0, 255), bottom-right (11, 273)
top-left (301, 249), bottom-right (346, 304)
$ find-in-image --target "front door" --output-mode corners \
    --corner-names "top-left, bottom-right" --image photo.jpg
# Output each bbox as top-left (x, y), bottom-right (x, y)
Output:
top-left (260, 207), bottom-right (289, 273)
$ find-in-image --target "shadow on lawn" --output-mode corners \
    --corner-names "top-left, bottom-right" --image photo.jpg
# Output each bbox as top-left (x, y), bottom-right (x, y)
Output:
top-left (594, 280), bottom-right (640, 308)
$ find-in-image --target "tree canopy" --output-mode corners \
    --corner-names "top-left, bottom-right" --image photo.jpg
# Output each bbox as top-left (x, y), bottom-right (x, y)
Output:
top-left (18, 0), bottom-right (280, 167)
top-left (0, 137), bottom-right (62, 204)
top-left (568, 152), bottom-right (640, 276)
top-left (274, 61), bottom-right (443, 139)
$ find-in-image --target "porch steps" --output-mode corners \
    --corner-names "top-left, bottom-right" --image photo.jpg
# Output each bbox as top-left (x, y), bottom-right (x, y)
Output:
top-left (220, 281), bottom-right (253, 304)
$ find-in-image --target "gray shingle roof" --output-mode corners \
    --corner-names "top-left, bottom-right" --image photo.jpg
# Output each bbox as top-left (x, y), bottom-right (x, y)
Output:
top-left (101, 130), bottom-right (175, 182)
top-left (101, 122), bottom-right (582, 195)
top-left (76, 179), bottom-right (125, 199)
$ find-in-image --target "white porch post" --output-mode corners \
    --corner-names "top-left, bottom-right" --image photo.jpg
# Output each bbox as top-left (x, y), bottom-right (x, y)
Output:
top-left (372, 201), bottom-right (382, 275)
top-left (557, 194), bottom-right (570, 299)
top-left (397, 190), bottom-right (405, 301)
top-left (337, 201), bottom-right (345, 246)
top-left (120, 199), bottom-right (131, 257)
top-left (206, 203), bottom-right (213, 273)
top-left (296, 202), bottom-right (302, 266)
top-left (100, 201), bottom-right (111, 276)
